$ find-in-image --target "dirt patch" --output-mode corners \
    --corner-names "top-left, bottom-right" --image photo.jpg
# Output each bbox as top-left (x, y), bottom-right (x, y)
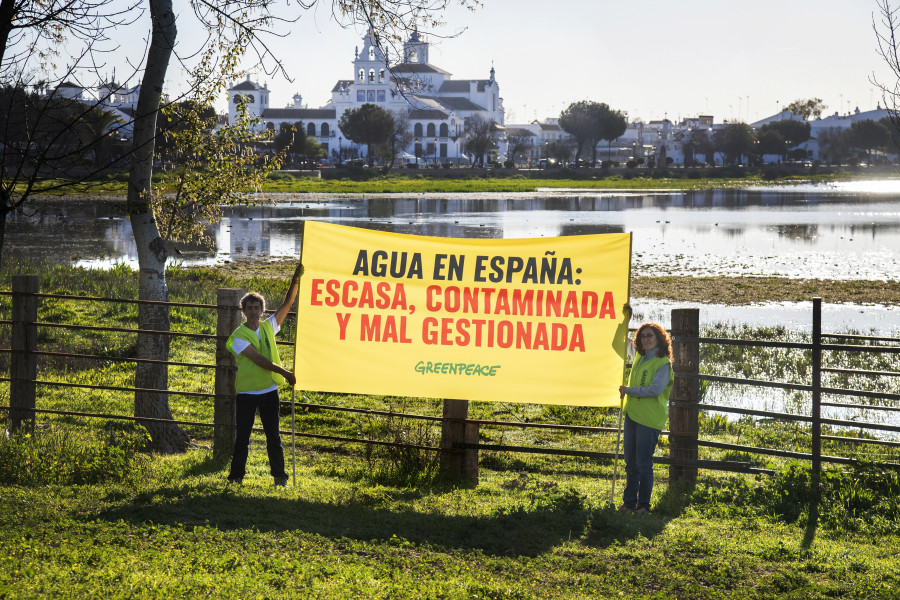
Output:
top-left (632, 276), bottom-right (900, 305)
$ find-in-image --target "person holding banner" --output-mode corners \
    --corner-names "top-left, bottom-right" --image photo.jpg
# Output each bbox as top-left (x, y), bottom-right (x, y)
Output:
top-left (226, 264), bottom-right (302, 487)
top-left (618, 323), bottom-right (674, 514)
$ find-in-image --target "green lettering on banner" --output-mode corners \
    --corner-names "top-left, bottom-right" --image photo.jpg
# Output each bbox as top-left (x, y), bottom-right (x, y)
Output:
top-left (413, 361), bottom-right (501, 377)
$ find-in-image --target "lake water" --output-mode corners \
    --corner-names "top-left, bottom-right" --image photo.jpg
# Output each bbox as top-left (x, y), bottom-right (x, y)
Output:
top-left (11, 180), bottom-right (900, 279)
top-left (8, 181), bottom-right (900, 433)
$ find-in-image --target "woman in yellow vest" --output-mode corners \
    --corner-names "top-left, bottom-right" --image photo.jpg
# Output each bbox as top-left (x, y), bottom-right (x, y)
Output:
top-left (227, 264), bottom-right (302, 487)
top-left (618, 322), bottom-right (674, 514)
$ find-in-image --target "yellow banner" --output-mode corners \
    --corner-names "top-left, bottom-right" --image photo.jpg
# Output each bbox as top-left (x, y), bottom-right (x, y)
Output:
top-left (294, 222), bottom-right (631, 407)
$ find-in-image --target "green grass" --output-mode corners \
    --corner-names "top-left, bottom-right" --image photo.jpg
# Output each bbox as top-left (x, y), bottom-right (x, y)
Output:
top-left (1, 433), bottom-right (899, 599)
top-left (26, 165), bottom-right (890, 198)
top-left (1, 261), bottom-right (899, 597)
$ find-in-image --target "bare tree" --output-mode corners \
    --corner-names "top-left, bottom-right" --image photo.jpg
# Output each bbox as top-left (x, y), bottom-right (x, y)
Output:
top-left (504, 130), bottom-right (535, 167)
top-left (0, 0), bottom-right (142, 265)
top-left (463, 115), bottom-right (497, 166)
top-left (874, 0), bottom-right (900, 151)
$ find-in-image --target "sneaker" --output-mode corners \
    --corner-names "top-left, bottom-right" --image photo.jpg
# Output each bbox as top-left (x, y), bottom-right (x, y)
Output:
top-left (274, 476), bottom-right (289, 487)
top-left (635, 506), bottom-right (650, 515)
top-left (618, 503), bottom-right (636, 512)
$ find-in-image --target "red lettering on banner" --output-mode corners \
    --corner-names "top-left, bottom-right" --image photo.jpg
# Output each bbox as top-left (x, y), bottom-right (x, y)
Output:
top-left (599, 291), bottom-right (616, 319)
top-left (336, 313), bottom-right (351, 340)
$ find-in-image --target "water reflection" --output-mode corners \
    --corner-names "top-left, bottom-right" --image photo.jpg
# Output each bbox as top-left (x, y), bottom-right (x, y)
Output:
top-left (7, 186), bottom-right (900, 282)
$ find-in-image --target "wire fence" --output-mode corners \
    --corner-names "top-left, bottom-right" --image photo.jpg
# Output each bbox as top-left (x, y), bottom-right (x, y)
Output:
top-left (2, 278), bottom-right (899, 484)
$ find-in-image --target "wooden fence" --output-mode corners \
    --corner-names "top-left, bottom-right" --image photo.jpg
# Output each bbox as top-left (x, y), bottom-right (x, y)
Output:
top-left (2, 275), bottom-right (899, 486)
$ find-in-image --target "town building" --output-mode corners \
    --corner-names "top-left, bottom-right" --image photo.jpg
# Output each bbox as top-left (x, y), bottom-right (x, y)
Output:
top-left (226, 29), bottom-right (504, 163)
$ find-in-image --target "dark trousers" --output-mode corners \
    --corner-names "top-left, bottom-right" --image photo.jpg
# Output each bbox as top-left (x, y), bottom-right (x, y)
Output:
top-left (228, 390), bottom-right (287, 480)
top-left (622, 414), bottom-right (661, 510)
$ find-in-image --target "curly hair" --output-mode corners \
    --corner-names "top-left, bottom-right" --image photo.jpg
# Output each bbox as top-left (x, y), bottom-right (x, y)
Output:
top-left (240, 292), bottom-right (266, 312)
top-left (633, 322), bottom-right (672, 360)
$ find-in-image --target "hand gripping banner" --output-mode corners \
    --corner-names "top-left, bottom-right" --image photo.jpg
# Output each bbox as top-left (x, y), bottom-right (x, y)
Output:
top-left (295, 222), bottom-right (632, 407)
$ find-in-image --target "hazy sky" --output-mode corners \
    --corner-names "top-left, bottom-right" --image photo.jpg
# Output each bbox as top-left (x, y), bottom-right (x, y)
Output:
top-left (151, 0), bottom-right (895, 124)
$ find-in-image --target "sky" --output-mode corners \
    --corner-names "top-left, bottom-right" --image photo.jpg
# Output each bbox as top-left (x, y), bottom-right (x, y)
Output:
top-left (119, 0), bottom-right (896, 125)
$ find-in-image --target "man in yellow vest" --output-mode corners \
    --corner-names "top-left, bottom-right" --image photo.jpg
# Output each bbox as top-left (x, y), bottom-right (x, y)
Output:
top-left (226, 264), bottom-right (302, 487)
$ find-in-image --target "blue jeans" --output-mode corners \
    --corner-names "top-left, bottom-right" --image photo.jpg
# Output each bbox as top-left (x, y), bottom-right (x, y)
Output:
top-left (228, 390), bottom-right (287, 481)
top-left (622, 414), bottom-right (660, 510)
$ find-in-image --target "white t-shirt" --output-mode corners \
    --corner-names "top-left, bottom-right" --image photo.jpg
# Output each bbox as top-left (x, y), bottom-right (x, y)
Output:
top-left (232, 315), bottom-right (281, 395)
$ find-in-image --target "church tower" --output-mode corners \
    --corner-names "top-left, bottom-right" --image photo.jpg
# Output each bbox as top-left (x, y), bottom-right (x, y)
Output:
top-left (226, 77), bottom-right (270, 129)
top-left (403, 28), bottom-right (429, 64)
top-left (354, 29), bottom-right (388, 87)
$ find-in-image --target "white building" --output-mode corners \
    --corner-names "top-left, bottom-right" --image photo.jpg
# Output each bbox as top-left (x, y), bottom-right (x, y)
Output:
top-left (227, 29), bottom-right (504, 162)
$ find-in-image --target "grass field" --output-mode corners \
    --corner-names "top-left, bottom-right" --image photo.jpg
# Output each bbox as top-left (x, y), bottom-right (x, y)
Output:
top-left (26, 164), bottom-right (884, 199)
top-left (1, 261), bottom-right (899, 598)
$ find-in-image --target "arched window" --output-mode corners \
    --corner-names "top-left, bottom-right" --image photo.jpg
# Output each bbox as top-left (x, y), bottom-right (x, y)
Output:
top-left (439, 123), bottom-right (448, 137)
top-left (426, 123), bottom-right (436, 137)
top-left (414, 123), bottom-right (423, 137)
top-left (379, 69), bottom-right (385, 83)
top-left (321, 123), bottom-right (330, 137)
top-left (358, 69), bottom-right (364, 83)
top-left (368, 46), bottom-right (375, 61)
top-left (409, 50), bottom-right (418, 63)
top-left (266, 122), bottom-right (275, 130)
top-left (307, 123), bottom-right (316, 137)
top-left (368, 69), bottom-right (375, 83)
top-left (233, 94), bottom-right (242, 104)
top-left (247, 94), bottom-right (255, 103)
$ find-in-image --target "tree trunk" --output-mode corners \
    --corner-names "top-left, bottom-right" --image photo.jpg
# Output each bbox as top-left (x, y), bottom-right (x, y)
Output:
top-left (0, 201), bottom-right (8, 268)
top-left (127, 0), bottom-right (189, 453)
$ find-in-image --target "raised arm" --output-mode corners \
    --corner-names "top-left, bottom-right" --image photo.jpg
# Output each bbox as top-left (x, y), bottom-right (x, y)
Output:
top-left (273, 263), bottom-right (303, 327)
top-left (239, 344), bottom-right (296, 387)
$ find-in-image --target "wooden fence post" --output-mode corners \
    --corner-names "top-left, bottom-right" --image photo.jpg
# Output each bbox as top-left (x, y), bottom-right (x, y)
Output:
top-left (10, 275), bottom-right (39, 433)
top-left (669, 308), bottom-right (700, 483)
top-left (440, 398), bottom-right (479, 484)
top-left (811, 298), bottom-right (822, 492)
top-left (214, 288), bottom-right (243, 458)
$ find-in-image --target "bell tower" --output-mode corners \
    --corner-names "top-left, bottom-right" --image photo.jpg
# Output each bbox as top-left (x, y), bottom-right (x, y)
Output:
top-left (403, 28), bottom-right (428, 64)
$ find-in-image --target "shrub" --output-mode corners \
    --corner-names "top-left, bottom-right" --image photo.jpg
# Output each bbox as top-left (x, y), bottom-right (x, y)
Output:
top-left (0, 429), bottom-right (150, 487)
top-left (625, 160), bottom-right (638, 169)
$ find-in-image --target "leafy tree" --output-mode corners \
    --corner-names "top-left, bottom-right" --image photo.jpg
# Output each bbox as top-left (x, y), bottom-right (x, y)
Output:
top-left (758, 120), bottom-right (811, 160)
top-left (756, 128), bottom-right (784, 160)
top-left (558, 101), bottom-right (599, 165)
top-left (152, 97), bottom-right (283, 248)
top-left (544, 140), bottom-right (573, 164)
top-left (462, 115), bottom-right (497, 167)
top-left (844, 119), bottom-right (891, 160)
top-left (683, 128), bottom-right (715, 166)
top-left (816, 127), bottom-right (850, 164)
top-left (155, 100), bottom-right (218, 159)
top-left (714, 122), bottom-right (756, 165)
top-left (783, 98), bottom-right (826, 120)
top-left (559, 101), bottom-right (626, 166)
top-left (273, 121), bottom-right (321, 165)
top-left (339, 103), bottom-right (395, 166)
top-left (596, 106), bottom-right (627, 165)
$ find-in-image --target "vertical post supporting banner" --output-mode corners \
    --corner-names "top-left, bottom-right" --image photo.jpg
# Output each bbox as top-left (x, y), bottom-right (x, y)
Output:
top-left (440, 398), bottom-right (479, 484)
top-left (291, 388), bottom-right (297, 487)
